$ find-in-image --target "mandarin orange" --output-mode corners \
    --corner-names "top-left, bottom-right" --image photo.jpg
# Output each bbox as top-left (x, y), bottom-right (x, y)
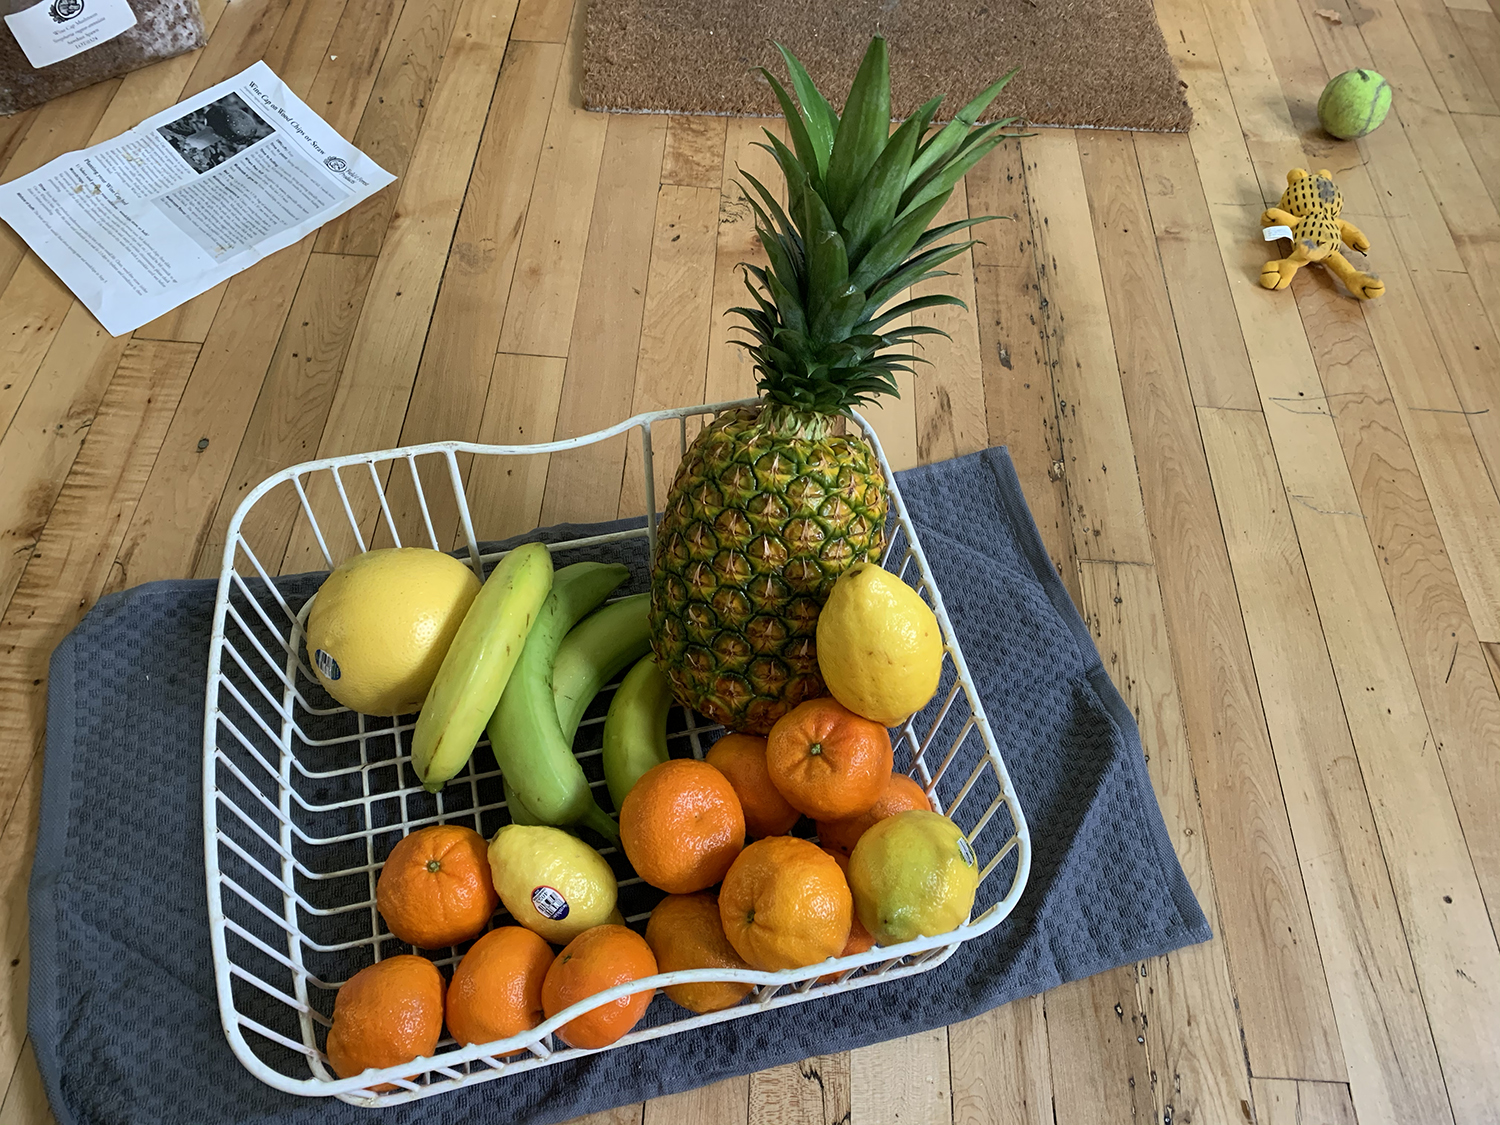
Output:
top-left (620, 759), bottom-right (745, 894)
top-left (765, 698), bottom-right (893, 820)
top-left (541, 924), bottom-right (658, 1049)
top-left (376, 824), bottom-right (498, 949)
top-left (718, 836), bottom-right (851, 972)
top-left (445, 926), bottom-right (554, 1050)
top-left (819, 913), bottom-right (878, 982)
top-left (705, 733), bottom-right (800, 838)
top-left (325, 955), bottom-right (445, 1085)
top-left (816, 772), bottom-right (931, 857)
top-left (644, 892), bottom-right (754, 1014)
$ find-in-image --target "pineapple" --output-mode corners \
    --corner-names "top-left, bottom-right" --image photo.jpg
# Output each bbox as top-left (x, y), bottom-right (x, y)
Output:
top-left (649, 38), bottom-right (1018, 734)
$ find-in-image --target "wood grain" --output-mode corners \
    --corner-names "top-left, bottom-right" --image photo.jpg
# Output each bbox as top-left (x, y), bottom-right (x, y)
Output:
top-left (618, 182), bottom-right (720, 518)
top-left (497, 0), bottom-right (609, 357)
top-left (538, 112), bottom-right (666, 525)
top-left (851, 1030), bottom-right (950, 1125)
top-left (949, 997), bottom-right (1052, 1125)
top-left (750, 1055), bottom-right (850, 1125)
top-left (1252, 1078), bottom-right (1359, 1125)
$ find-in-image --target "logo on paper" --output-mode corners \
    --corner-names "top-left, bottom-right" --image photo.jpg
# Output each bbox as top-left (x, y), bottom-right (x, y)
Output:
top-left (49, 0), bottom-right (84, 21)
top-left (323, 156), bottom-right (348, 173)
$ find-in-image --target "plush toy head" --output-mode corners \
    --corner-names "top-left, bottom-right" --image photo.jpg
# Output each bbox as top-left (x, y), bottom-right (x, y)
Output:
top-left (1280, 168), bottom-right (1343, 219)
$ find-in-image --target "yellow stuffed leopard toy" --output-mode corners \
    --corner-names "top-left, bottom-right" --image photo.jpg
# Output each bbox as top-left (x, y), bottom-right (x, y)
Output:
top-left (1260, 168), bottom-right (1384, 300)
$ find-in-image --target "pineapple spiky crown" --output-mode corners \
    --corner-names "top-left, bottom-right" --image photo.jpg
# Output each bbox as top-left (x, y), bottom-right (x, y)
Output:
top-left (732, 38), bottom-right (1019, 418)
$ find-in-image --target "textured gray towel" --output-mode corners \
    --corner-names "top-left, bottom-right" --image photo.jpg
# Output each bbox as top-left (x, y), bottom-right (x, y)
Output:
top-left (30, 447), bottom-right (1209, 1125)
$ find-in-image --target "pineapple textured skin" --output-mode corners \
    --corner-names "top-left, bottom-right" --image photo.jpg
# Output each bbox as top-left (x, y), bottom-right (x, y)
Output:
top-left (650, 405), bottom-right (887, 734)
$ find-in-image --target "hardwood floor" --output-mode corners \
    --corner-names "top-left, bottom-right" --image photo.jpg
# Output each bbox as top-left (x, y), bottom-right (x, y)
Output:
top-left (2, 0), bottom-right (1498, 1117)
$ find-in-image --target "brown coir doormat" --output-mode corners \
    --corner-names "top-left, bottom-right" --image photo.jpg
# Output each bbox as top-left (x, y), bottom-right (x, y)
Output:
top-left (582, 0), bottom-right (1193, 132)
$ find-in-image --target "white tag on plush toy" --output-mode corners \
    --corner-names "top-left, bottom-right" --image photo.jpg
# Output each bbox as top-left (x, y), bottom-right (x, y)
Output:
top-left (1263, 225), bottom-right (1294, 241)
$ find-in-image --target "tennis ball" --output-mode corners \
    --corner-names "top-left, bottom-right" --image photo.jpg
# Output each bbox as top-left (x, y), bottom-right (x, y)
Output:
top-left (1317, 69), bottom-right (1392, 139)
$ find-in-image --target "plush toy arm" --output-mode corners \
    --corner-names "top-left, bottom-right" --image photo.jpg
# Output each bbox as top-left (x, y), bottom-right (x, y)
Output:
top-left (1261, 207), bottom-right (1298, 228)
top-left (1337, 219), bottom-right (1371, 253)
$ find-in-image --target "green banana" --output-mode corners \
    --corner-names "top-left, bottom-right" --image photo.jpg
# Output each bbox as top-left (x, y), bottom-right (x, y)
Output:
top-left (411, 542), bottom-right (553, 792)
top-left (486, 562), bottom-right (629, 839)
top-left (503, 593), bottom-right (651, 825)
top-left (602, 655), bottom-right (674, 810)
top-left (552, 593), bottom-right (651, 738)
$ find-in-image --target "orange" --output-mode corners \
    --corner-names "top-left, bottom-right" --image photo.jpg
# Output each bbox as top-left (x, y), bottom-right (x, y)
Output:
top-left (765, 698), bottom-right (893, 820)
top-left (816, 772), bottom-right (931, 857)
top-left (822, 845), bottom-right (850, 878)
top-left (705, 733), bottom-right (801, 839)
top-left (376, 824), bottom-right (499, 948)
top-left (620, 759), bottom-right (746, 894)
top-left (819, 914), bottom-right (879, 983)
top-left (445, 926), bottom-right (555, 1051)
top-left (541, 924), bottom-right (659, 1049)
top-left (645, 892), bottom-right (754, 1014)
top-left (718, 836), bottom-right (851, 972)
top-left (325, 955), bottom-right (445, 1085)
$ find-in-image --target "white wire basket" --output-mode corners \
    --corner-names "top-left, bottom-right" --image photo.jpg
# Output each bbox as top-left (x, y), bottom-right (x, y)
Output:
top-left (202, 399), bottom-right (1031, 1106)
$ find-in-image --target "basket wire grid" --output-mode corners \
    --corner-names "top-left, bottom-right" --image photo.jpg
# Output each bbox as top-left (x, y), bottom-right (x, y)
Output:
top-left (202, 399), bottom-right (1031, 1106)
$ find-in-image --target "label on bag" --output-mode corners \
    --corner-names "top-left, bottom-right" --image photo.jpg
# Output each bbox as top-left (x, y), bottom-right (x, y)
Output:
top-left (532, 885), bottom-right (569, 920)
top-left (1263, 225), bottom-right (1294, 241)
top-left (314, 649), bottom-right (341, 681)
top-left (4, 0), bottom-right (138, 69)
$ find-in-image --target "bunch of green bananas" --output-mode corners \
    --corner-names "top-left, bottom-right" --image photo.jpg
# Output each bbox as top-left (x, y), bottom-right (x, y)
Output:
top-left (411, 549), bottom-right (675, 839)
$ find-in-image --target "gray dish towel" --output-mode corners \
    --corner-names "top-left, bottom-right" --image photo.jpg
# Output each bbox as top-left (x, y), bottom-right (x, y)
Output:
top-left (29, 447), bottom-right (1210, 1125)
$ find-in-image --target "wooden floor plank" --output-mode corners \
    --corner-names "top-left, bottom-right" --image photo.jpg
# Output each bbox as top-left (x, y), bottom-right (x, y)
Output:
top-left (537, 112), bottom-right (666, 525)
top-left (1030, 123), bottom-right (1342, 1083)
top-left (0, 1042), bottom-right (53, 1125)
top-left (1044, 973), bottom-right (1154, 1124)
top-left (642, 1077), bottom-right (747, 1125)
top-left (191, 252), bottom-right (375, 578)
top-left (1071, 129), bottom-right (1260, 1124)
top-left (0, 306), bottom-right (123, 615)
top-left (0, 339), bottom-right (199, 893)
top-left (1388, 0), bottom-right (1500, 113)
top-left (379, 38), bottom-right (563, 551)
top-left (496, 0), bottom-right (609, 357)
top-left (703, 118), bottom-right (779, 406)
top-left (661, 116), bottom-right (729, 188)
top-left (1454, 112), bottom-right (1500, 207)
top-left (510, 0), bottom-right (570, 41)
top-left (1023, 131), bottom-right (1154, 566)
top-left (617, 182), bottom-right (720, 519)
top-left (1293, 264), bottom-right (1500, 921)
top-left (313, 0), bottom-right (468, 256)
top-left (968, 143), bottom-right (1077, 598)
top-left (464, 352), bottom-right (568, 542)
top-left (0, 758), bottom-right (41, 1110)
top-left (912, 188), bottom-right (987, 464)
top-left (278, 0), bottom-right (521, 570)
top-left (850, 1030), bottom-right (951, 1125)
top-left (949, 996), bottom-right (1052, 1125)
top-left (750, 1055), bottom-right (850, 1125)
top-left (1252, 1078), bottom-right (1359, 1125)
top-left (1181, 0), bottom-right (1500, 1116)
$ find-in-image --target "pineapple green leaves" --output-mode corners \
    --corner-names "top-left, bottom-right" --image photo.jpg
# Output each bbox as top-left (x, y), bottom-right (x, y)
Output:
top-left (732, 37), bottom-right (1020, 416)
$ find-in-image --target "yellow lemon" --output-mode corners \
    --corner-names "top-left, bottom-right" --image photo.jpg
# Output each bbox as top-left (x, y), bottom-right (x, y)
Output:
top-left (815, 561), bottom-right (942, 725)
top-left (848, 810), bottom-right (978, 945)
top-left (488, 824), bottom-right (618, 944)
top-left (304, 547), bottom-right (480, 716)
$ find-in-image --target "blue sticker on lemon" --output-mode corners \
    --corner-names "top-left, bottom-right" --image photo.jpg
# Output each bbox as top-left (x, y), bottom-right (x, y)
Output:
top-left (314, 649), bottom-right (341, 681)
top-left (531, 885), bottom-right (569, 920)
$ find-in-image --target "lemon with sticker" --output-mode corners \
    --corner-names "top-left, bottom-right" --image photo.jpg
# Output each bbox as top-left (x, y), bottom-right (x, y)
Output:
top-left (815, 562), bottom-right (943, 726)
top-left (487, 825), bottom-right (618, 944)
top-left (305, 547), bottom-right (481, 716)
top-left (847, 810), bottom-right (978, 945)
